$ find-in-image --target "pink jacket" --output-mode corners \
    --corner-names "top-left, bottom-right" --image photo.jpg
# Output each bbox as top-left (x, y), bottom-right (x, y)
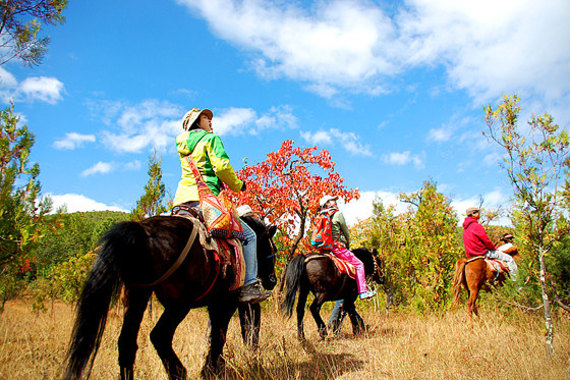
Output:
top-left (462, 217), bottom-right (496, 257)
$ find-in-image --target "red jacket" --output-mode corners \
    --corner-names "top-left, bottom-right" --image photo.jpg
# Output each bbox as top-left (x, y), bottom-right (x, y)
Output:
top-left (462, 217), bottom-right (496, 257)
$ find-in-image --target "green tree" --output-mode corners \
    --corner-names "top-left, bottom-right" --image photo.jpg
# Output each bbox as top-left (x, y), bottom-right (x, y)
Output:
top-left (0, 0), bottom-right (68, 66)
top-left (484, 94), bottom-right (570, 355)
top-left (0, 104), bottom-right (51, 266)
top-left (399, 180), bottom-right (461, 310)
top-left (131, 151), bottom-right (168, 221)
top-left (350, 181), bottom-right (461, 311)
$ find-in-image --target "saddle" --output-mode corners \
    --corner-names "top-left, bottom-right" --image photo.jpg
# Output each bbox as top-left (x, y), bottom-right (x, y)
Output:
top-left (305, 252), bottom-right (357, 279)
top-left (466, 256), bottom-right (510, 281)
top-left (171, 207), bottom-right (245, 291)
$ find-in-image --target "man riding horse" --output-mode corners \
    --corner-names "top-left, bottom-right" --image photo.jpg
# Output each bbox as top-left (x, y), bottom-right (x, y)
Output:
top-left (462, 206), bottom-right (518, 280)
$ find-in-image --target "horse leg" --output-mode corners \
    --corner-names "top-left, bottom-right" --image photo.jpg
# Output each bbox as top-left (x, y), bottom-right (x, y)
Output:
top-left (238, 302), bottom-right (261, 350)
top-left (309, 296), bottom-right (327, 340)
top-left (118, 288), bottom-right (151, 380)
top-left (296, 287), bottom-right (309, 341)
top-left (467, 287), bottom-right (480, 329)
top-left (150, 305), bottom-right (191, 380)
top-left (343, 300), bottom-right (365, 335)
top-left (202, 298), bottom-right (239, 377)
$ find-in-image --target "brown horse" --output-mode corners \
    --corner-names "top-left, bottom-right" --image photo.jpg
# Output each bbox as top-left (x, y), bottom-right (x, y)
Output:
top-left (451, 234), bottom-right (519, 326)
top-left (63, 215), bottom-right (277, 379)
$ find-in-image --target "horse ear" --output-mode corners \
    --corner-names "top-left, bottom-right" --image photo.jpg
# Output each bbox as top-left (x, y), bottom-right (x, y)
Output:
top-left (373, 248), bottom-right (378, 256)
top-left (269, 225), bottom-right (278, 238)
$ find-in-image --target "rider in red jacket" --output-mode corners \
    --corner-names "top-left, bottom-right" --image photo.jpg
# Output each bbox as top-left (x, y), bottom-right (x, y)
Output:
top-left (462, 207), bottom-right (518, 280)
top-left (462, 208), bottom-right (496, 257)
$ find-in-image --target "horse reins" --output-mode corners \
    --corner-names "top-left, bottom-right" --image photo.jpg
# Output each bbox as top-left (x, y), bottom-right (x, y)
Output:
top-left (130, 225), bottom-right (199, 288)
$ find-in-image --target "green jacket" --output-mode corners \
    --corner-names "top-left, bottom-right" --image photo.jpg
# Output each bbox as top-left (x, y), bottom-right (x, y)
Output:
top-left (173, 129), bottom-right (243, 205)
top-left (327, 208), bottom-right (351, 247)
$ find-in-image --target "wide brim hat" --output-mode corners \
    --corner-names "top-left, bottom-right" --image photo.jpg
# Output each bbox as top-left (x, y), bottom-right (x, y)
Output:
top-left (182, 108), bottom-right (213, 130)
top-left (319, 195), bottom-right (338, 207)
top-left (466, 207), bottom-right (480, 216)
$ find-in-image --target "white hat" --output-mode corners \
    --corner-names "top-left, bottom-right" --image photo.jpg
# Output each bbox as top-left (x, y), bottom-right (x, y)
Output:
top-left (319, 195), bottom-right (338, 207)
top-left (237, 205), bottom-right (254, 217)
top-left (182, 108), bottom-right (213, 130)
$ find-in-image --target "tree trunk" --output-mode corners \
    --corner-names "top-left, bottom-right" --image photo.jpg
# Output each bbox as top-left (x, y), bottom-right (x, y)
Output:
top-left (538, 245), bottom-right (554, 356)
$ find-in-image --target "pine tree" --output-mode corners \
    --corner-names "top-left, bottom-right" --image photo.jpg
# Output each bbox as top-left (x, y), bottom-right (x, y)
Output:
top-left (0, 103), bottom-right (52, 266)
top-left (131, 151), bottom-right (168, 221)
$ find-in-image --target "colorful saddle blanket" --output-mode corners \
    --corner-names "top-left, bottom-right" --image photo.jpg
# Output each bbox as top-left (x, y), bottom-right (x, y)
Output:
top-left (305, 252), bottom-right (357, 279)
top-left (466, 256), bottom-right (510, 277)
top-left (171, 211), bottom-right (245, 291)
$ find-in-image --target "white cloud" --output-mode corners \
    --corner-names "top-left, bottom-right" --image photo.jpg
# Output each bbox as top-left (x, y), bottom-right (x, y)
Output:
top-left (383, 151), bottom-right (423, 168)
top-left (427, 126), bottom-right (452, 142)
top-left (19, 76), bottom-right (64, 104)
top-left (341, 190), bottom-right (407, 226)
top-left (98, 99), bottom-right (184, 153)
top-left (341, 187), bottom-right (512, 226)
top-left (177, 0), bottom-right (570, 112)
top-left (300, 128), bottom-right (373, 156)
top-left (81, 161), bottom-right (114, 177)
top-left (451, 188), bottom-right (511, 225)
top-left (53, 132), bottom-right (96, 150)
top-left (177, 0), bottom-right (402, 95)
top-left (301, 130), bottom-right (332, 145)
top-left (124, 160), bottom-right (142, 171)
top-left (49, 193), bottom-right (126, 213)
top-left (214, 107), bottom-right (257, 135)
top-left (0, 69), bottom-right (64, 104)
top-left (96, 100), bottom-right (297, 152)
top-left (212, 105), bottom-right (298, 136)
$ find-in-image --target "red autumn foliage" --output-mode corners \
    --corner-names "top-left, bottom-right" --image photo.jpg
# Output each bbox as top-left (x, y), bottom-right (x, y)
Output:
top-left (234, 140), bottom-right (359, 258)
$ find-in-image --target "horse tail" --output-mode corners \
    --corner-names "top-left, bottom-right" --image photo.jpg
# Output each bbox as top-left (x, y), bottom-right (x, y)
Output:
top-left (451, 257), bottom-right (467, 311)
top-left (64, 221), bottom-right (148, 380)
top-left (281, 254), bottom-right (306, 319)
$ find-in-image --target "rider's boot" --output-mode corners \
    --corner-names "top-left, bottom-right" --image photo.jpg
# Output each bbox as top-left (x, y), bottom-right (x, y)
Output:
top-left (238, 280), bottom-right (271, 303)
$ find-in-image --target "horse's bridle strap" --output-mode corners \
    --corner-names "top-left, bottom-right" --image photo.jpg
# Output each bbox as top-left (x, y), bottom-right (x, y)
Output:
top-left (131, 224), bottom-right (199, 288)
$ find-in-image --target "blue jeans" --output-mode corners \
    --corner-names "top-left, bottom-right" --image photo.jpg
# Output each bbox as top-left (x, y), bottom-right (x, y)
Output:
top-left (328, 300), bottom-right (346, 332)
top-left (239, 218), bottom-right (258, 286)
top-left (486, 250), bottom-right (518, 280)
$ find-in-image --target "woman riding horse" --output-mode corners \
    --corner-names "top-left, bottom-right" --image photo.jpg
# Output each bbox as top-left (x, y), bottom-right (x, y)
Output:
top-left (172, 107), bottom-right (269, 303)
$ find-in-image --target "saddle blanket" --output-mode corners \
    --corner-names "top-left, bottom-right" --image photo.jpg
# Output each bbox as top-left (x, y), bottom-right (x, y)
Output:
top-left (172, 213), bottom-right (245, 291)
top-left (466, 256), bottom-right (509, 275)
top-left (305, 253), bottom-right (357, 279)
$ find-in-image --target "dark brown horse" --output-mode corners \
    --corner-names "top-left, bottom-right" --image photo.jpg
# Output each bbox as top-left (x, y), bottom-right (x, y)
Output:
top-left (281, 248), bottom-right (384, 341)
top-left (451, 235), bottom-right (519, 326)
top-left (63, 215), bottom-right (277, 379)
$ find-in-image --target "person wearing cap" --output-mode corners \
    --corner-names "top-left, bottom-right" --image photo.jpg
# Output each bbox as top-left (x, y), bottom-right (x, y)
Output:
top-left (319, 195), bottom-right (377, 300)
top-left (173, 108), bottom-right (270, 303)
top-left (462, 207), bottom-right (518, 280)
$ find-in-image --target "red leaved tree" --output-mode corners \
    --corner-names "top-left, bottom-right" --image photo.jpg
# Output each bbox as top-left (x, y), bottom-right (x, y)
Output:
top-left (236, 140), bottom-right (359, 260)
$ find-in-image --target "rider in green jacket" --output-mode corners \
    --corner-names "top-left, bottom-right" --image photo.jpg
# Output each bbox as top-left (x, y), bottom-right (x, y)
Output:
top-left (173, 108), bottom-right (270, 304)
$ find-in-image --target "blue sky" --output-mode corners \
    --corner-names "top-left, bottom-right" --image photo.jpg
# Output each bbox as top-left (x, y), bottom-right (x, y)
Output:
top-left (1, 0), bottom-right (569, 225)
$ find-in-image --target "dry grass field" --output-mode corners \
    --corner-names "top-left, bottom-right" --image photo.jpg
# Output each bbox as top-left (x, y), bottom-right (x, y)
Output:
top-left (0, 297), bottom-right (568, 379)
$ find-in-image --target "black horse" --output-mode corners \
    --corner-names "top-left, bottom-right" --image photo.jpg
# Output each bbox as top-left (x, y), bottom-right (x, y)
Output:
top-left (281, 247), bottom-right (384, 341)
top-left (64, 215), bottom-right (277, 379)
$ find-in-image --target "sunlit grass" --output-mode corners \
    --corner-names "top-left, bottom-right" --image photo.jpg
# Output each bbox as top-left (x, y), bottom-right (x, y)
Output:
top-left (0, 298), bottom-right (568, 379)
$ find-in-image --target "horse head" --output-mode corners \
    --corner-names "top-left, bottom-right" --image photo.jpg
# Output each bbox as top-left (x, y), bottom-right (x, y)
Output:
top-left (371, 248), bottom-right (385, 285)
top-left (242, 215), bottom-right (278, 291)
top-left (353, 247), bottom-right (385, 285)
